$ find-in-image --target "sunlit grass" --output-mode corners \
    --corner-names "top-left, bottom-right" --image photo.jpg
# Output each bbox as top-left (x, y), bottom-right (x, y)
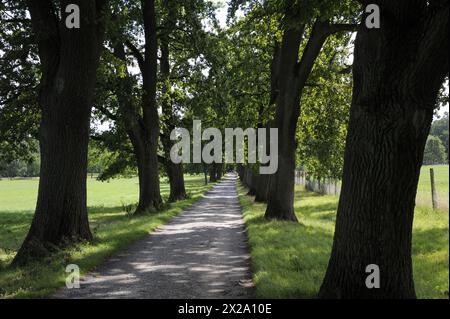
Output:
top-left (416, 165), bottom-right (449, 209)
top-left (239, 183), bottom-right (449, 299)
top-left (0, 175), bottom-right (212, 298)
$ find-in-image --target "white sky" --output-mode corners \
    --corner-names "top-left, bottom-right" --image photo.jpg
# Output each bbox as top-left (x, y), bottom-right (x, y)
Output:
top-left (214, 1), bottom-right (228, 28)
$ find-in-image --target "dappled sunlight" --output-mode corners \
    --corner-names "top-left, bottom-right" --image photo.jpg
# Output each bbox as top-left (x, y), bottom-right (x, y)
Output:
top-left (52, 174), bottom-right (254, 299)
top-left (239, 181), bottom-right (449, 299)
top-left (0, 175), bottom-right (214, 298)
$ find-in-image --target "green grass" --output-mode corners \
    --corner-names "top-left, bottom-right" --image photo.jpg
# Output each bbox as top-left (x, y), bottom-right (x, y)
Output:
top-left (416, 165), bottom-right (449, 209)
top-left (0, 175), bottom-right (213, 298)
top-left (238, 184), bottom-right (449, 299)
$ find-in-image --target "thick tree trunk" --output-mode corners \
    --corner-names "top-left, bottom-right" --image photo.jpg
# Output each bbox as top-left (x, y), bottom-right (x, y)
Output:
top-left (265, 29), bottom-right (303, 222)
top-left (133, 0), bottom-right (162, 214)
top-left (265, 21), bottom-right (356, 221)
top-left (237, 165), bottom-right (244, 182)
top-left (13, 0), bottom-right (109, 265)
top-left (255, 173), bottom-right (270, 202)
top-left (319, 2), bottom-right (449, 299)
top-left (135, 142), bottom-right (162, 213)
top-left (165, 162), bottom-right (187, 202)
top-left (112, 41), bottom-right (162, 214)
top-left (247, 169), bottom-right (258, 196)
top-left (160, 36), bottom-right (187, 202)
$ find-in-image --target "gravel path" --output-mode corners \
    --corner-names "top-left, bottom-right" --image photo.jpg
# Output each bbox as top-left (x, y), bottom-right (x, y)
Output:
top-left (55, 173), bottom-right (254, 299)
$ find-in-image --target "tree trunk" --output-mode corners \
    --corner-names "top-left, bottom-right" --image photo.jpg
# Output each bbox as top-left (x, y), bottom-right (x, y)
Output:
top-left (166, 162), bottom-right (187, 202)
top-left (216, 163), bottom-right (223, 180)
top-left (135, 142), bottom-right (162, 213)
top-left (133, 0), bottom-right (162, 214)
top-left (209, 164), bottom-right (218, 183)
top-left (265, 28), bottom-right (303, 222)
top-left (112, 40), bottom-right (162, 214)
top-left (265, 21), bottom-right (357, 222)
top-left (13, 0), bottom-right (109, 265)
top-left (255, 173), bottom-right (270, 202)
top-left (319, 2), bottom-right (449, 299)
top-left (247, 169), bottom-right (258, 196)
top-left (159, 5), bottom-right (187, 202)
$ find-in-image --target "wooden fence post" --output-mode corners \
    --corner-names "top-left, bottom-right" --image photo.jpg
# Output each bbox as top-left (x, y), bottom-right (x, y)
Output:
top-left (430, 168), bottom-right (438, 210)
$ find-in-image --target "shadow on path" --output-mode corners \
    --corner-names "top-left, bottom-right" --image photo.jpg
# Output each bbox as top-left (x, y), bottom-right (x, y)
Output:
top-left (55, 173), bottom-right (254, 299)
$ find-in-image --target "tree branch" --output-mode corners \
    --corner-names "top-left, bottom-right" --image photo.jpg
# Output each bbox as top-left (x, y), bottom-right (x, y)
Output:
top-left (26, 0), bottom-right (60, 77)
top-left (327, 23), bottom-right (358, 34)
top-left (413, 1), bottom-right (449, 107)
top-left (95, 105), bottom-right (118, 121)
top-left (295, 20), bottom-right (357, 91)
top-left (125, 40), bottom-right (145, 72)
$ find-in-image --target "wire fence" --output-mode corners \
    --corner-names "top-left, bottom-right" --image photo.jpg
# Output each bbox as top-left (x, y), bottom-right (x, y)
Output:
top-left (295, 168), bottom-right (449, 211)
top-left (295, 170), bottom-right (341, 196)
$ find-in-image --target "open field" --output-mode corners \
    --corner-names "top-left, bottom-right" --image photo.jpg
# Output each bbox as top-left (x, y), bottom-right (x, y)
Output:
top-left (238, 184), bottom-right (449, 299)
top-left (0, 167), bottom-right (447, 299)
top-left (0, 175), bottom-right (212, 298)
top-left (416, 165), bottom-right (449, 209)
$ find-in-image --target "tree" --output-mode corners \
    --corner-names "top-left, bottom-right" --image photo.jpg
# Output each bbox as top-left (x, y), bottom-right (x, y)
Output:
top-left (99, 0), bottom-right (163, 214)
top-left (319, 0), bottom-right (449, 298)
top-left (262, 2), bottom-right (358, 221)
top-left (423, 135), bottom-right (447, 165)
top-left (158, 0), bottom-right (216, 201)
top-left (13, 0), bottom-right (110, 265)
top-left (297, 34), bottom-right (353, 183)
top-left (0, 1), bottom-right (40, 165)
top-left (94, 0), bottom-right (217, 207)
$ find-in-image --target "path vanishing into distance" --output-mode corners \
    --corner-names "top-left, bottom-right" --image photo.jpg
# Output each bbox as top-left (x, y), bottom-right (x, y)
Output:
top-left (55, 173), bottom-right (254, 299)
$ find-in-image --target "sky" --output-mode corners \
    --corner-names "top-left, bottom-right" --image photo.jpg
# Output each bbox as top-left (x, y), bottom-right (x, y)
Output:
top-left (211, 0), bottom-right (228, 27)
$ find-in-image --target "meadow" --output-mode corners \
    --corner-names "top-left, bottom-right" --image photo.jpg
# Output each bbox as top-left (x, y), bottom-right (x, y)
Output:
top-left (416, 165), bottom-right (449, 209)
top-left (0, 165), bottom-right (447, 298)
top-left (238, 166), bottom-right (449, 299)
top-left (0, 175), bottom-right (212, 298)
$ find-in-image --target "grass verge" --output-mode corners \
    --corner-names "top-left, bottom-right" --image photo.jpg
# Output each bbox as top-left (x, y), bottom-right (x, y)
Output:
top-left (238, 183), bottom-right (449, 299)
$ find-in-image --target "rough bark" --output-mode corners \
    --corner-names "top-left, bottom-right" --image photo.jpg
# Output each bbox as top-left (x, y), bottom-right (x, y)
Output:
top-left (264, 27), bottom-right (304, 222)
top-left (216, 163), bottom-right (224, 180)
top-left (247, 169), bottom-right (258, 196)
top-left (123, 0), bottom-right (162, 214)
top-left (319, 1), bottom-right (449, 299)
top-left (13, 0), bottom-right (109, 265)
top-left (255, 45), bottom-right (279, 203)
top-left (110, 39), bottom-right (161, 215)
top-left (265, 21), bottom-right (357, 222)
top-left (255, 173), bottom-right (270, 202)
top-left (237, 165), bottom-right (245, 182)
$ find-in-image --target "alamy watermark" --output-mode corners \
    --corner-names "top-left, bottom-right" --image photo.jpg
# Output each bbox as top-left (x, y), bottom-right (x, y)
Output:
top-left (66, 264), bottom-right (80, 289)
top-left (65, 4), bottom-right (80, 29)
top-left (365, 4), bottom-right (380, 29)
top-left (365, 264), bottom-right (380, 289)
top-left (170, 121), bottom-right (278, 175)
top-left (64, 4), bottom-right (380, 30)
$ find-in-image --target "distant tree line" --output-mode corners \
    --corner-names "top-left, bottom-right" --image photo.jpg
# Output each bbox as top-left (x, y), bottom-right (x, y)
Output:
top-left (424, 112), bottom-right (449, 165)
